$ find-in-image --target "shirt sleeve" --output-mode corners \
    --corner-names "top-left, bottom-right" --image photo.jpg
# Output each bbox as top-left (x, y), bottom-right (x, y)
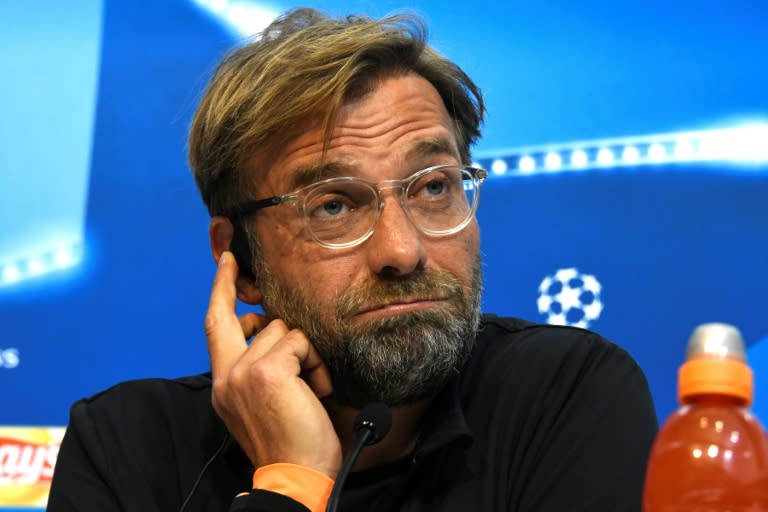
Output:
top-left (514, 332), bottom-right (658, 512)
top-left (251, 463), bottom-right (334, 512)
top-left (47, 397), bottom-right (314, 512)
top-left (230, 490), bottom-right (311, 512)
top-left (47, 400), bottom-right (122, 511)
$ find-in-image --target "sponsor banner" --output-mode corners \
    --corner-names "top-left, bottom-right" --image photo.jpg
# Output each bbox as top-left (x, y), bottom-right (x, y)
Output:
top-left (0, 427), bottom-right (65, 508)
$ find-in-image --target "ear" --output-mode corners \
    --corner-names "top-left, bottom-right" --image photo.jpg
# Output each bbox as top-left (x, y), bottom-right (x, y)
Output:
top-left (209, 216), bottom-right (263, 305)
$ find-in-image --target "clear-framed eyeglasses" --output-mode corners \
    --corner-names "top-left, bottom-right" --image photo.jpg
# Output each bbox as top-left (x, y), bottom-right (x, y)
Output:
top-left (225, 164), bottom-right (488, 249)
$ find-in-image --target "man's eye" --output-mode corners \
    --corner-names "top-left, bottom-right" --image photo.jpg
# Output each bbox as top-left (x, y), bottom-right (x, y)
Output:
top-left (310, 197), bottom-right (351, 217)
top-left (424, 179), bottom-right (446, 196)
top-left (413, 176), bottom-right (451, 199)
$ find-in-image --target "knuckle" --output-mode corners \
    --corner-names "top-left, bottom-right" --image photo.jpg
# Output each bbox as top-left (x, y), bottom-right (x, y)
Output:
top-left (266, 318), bottom-right (289, 333)
top-left (229, 363), bottom-right (251, 387)
top-left (281, 328), bottom-right (302, 342)
top-left (284, 329), bottom-right (310, 349)
top-left (227, 357), bottom-right (271, 388)
top-left (248, 359), bottom-right (276, 385)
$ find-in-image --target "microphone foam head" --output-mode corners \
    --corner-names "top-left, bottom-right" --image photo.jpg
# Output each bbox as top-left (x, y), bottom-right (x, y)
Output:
top-left (354, 402), bottom-right (392, 445)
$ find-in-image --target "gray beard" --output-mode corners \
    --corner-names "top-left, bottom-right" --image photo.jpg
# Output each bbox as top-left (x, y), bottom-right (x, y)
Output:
top-left (254, 257), bottom-right (483, 408)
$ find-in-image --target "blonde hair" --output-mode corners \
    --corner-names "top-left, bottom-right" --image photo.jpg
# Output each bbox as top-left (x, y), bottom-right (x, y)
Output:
top-left (188, 8), bottom-right (485, 217)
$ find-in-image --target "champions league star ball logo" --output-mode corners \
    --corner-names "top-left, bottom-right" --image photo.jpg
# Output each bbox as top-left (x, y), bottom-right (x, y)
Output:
top-left (537, 268), bottom-right (604, 328)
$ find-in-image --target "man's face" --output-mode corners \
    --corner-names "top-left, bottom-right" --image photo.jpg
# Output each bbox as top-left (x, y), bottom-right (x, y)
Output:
top-left (246, 73), bottom-right (482, 407)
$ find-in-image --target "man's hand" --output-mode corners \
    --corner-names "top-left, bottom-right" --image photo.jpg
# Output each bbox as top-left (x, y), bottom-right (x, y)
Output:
top-left (205, 251), bottom-right (342, 479)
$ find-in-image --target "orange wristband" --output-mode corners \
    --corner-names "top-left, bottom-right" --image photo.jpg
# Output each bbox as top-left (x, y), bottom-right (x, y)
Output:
top-left (252, 463), bottom-right (335, 512)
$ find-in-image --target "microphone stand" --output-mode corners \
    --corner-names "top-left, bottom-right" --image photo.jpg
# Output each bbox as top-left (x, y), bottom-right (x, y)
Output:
top-left (325, 402), bottom-right (392, 512)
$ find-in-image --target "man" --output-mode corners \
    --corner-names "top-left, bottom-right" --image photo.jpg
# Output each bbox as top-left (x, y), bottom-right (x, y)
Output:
top-left (49, 8), bottom-right (657, 512)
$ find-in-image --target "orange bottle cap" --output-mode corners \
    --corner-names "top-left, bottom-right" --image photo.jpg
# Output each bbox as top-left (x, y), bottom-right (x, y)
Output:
top-left (678, 357), bottom-right (753, 405)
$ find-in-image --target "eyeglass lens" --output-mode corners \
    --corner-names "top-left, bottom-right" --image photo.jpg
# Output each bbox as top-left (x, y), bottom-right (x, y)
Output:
top-left (301, 166), bottom-right (478, 246)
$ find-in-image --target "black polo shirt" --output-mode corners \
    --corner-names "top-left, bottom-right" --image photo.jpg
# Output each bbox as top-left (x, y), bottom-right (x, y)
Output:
top-left (48, 316), bottom-right (657, 511)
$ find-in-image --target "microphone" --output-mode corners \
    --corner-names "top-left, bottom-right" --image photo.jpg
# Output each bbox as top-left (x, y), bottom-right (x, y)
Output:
top-left (325, 402), bottom-right (392, 512)
top-left (352, 401), bottom-right (392, 445)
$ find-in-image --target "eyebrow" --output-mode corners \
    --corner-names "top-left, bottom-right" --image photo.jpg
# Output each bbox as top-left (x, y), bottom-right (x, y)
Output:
top-left (404, 136), bottom-right (460, 163)
top-left (287, 161), bottom-right (355, 191)
top-left (284, 136), bottom-right (460, 192)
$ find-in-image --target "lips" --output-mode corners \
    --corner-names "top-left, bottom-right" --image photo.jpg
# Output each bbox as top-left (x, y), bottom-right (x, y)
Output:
top-left (355, 297), bottom-right (447, 317)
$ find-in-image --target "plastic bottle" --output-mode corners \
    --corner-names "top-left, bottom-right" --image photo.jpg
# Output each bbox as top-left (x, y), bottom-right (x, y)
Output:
top-left (644, 323), bottom-right (768, 511)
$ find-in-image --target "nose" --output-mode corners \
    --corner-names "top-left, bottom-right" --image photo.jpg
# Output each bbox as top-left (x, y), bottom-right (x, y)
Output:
top-left (365, 193), bottom-right (427, 277)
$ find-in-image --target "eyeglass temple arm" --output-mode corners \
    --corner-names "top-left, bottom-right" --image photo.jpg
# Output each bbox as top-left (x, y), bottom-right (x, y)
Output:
top-left (225, 195), bottom-right (288, 217)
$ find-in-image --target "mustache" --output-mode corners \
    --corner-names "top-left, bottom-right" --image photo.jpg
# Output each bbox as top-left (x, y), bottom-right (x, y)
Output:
top-left (335, 268), bottom-right (465, 318)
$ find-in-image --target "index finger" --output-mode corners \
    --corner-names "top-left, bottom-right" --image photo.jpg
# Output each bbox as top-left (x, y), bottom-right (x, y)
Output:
top-left (205, 251), bottom-right (248, 377)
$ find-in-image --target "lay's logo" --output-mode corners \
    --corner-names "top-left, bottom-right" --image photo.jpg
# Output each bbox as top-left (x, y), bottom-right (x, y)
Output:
top-left (0, 426), bottom-right (65, 507)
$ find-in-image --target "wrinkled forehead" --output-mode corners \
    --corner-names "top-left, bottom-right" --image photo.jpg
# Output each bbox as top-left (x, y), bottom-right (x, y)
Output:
top-left (242, 74), bottom-right (460, 193)
top-left (245, 132), bottom-right (460, 200)
top-left (286, 136), bottom-right (460, 191)
top-left (241, 72), bottom-right (390, 179)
